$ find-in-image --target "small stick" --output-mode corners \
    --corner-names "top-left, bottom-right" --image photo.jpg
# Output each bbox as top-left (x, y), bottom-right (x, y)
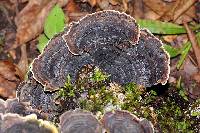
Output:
top-left (184, 22), bottom-right (200, 69)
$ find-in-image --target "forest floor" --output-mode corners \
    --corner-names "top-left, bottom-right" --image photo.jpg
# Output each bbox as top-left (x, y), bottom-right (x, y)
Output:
top-left (0, 0), bottom-right (200, 132)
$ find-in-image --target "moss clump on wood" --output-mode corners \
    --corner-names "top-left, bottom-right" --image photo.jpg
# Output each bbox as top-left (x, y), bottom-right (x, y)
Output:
top-left (57, 68), bottom-right (199, 132)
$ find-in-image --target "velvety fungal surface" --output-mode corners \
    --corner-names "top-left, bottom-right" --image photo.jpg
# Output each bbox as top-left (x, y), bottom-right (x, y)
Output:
top-left (17, 74), bottom-right (58, 120)
top-left (63, 10), bottom-right (140, 55)
top-left (4, 121), bottom-right (52, 133)
top-left (99, 29), bottom-right (169, 86)
top-left (32, 29), bottom-right (94, 90)
top-left (32, 10), bottom-right (170, 90)
top-left (0, 114), bottom-right (57, 133)
top-left (60, 110), bottom-right (103, 133)
top-left (101, 110), bottom-right (154, 133)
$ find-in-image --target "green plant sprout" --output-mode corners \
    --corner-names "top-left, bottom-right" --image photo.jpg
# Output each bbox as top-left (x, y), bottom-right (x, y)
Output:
top-left (56, 75), bottom-right (76, 99)
top-left (91, 67), bottom-right (110, 82)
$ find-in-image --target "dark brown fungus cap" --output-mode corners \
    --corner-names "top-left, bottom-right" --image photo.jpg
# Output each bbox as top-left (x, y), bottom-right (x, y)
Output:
top-left (1, 114), bottom-right (58, 133)
top-left (32, 10), bottom-right (169, 90)
top-left (0, 97), bottom-right (45, 120)
top-left (96, 29), bottom-right (170, 86)
top-left (16, 75), bottom-right (59, 120)
top-left (59, 109), bottom-right (103, 133)
top-left (32, 29), bottom-right (93, 90)
top-left (101, 110), bottom-right (154, 133)
top-left (63, 10), bottom-right (140, 55)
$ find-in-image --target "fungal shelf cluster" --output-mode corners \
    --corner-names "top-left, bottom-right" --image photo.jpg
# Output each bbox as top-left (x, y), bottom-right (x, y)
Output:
top-left (0, 10), bottom-right (170, 133)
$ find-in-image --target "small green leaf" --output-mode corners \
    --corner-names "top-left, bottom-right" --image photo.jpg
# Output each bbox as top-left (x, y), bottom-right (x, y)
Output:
top-left (176, 42), bottom-right (192, 69)
top-left (37, 34), bottom-right (49, 53)
top-left (44, 4), bottom-right (65, 39)
top-left (163, 45), bottom-right (181, 58)
top-left (137, 19), bottom-right (186, 34)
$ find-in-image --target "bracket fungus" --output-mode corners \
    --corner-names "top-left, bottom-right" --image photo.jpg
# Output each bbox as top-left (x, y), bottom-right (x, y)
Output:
top-left (32, 10), bottom-right (170, 91)
top-left (60, 109), bottom-right (103, 133)
top-left (0, 114), bottom-right (58, 133)
top-left (60, 110), bottom-right (154, 133)
top-left (101, 110), bottom-right (154, 133)
top-left (0, 97), bottom-right (46, 120)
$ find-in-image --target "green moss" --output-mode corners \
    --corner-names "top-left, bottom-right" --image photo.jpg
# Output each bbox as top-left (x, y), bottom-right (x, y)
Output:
top-left (57, 68), bottom-right (199, 132)
top-left (156, 98), bottom-right (194, 133)
top-left (91, 68), bottom-right (110, 82)
top-left (79, 68), bottom-right (119, 113)
top-left (57, 75), bottom-right (76, 98)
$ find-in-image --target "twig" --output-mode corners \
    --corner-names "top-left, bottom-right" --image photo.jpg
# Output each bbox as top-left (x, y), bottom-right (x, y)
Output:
top-left (184, 22), bottom-right (200, 69)
top-left (174, 0), bottom-right (197, 21)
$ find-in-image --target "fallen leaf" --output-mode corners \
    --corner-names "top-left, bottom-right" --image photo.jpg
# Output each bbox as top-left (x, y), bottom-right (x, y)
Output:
top-left (143, 0), bottom-right (173, 16)
top-left (108, 0), bottom-right (119, 6)
top-left (64, 0), bottom-right (79, 14)
top-left (0, 61), bottom-right (23, 98)
top-left (173, 0), bottom-right (196, 21)
top-left (12, 0), bottom-right (69, 49)
top-left (163, 35), bottom-right (177, 43)
top-left (13, 0), bottom-right (57, 49)
top-left (143, 0), bottom-right (196, 23)
top-left (17, 45), bottom-right (28, 77)
top-left (131, 0), bottom-right (145, 19)
top-left (97, 0), bottom-right (110, 10)
top-left (192, 72), bottom-right (200, 83)
top-left (81, 0), bottom-right (97, 7)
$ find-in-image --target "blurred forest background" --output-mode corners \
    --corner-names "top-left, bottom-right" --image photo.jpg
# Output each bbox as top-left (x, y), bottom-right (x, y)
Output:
top-left (0, 0), bottom-right (200, 132)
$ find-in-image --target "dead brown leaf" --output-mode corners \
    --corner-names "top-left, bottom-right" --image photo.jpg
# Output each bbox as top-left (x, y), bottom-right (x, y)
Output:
top-left (81, 0), bottom-right (97, 7)
top-left (143, 0), bottom-right (196, 23)
top-left (64, 0), bottom-right (80, 14)
top-left (192, 72), bottom-right (200, 83)
top-left (12, 0), bottom-right (69, 50)
top-left (163, 35), bottom-right (177, 43)
top-left (109, 0), bottom-right (119, 6)
top-left (173, 0), bottom-right (196, 21)
top-left (131, 0), bottom-right (144, 19)
top-left (97, 0), bottom-right (110, 10)
top-left (13, 0), bottom-right (57, 49)
top-left (0, 61), bottom-right (23, 98)
top-left (143, 0), bottom-right (173, 16)
top-left (17, 45), bottom-right (28, 77)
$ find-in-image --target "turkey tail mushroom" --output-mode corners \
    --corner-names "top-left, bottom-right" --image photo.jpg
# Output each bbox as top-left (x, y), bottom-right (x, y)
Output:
top-left (31, 10), bottom-right (169, 91)
top-left (101, 110), bottom-right (154, 133)
top-left (59, 109), bottom-right (103, 133)
top-left (0, 114), bottom-right (58, 133)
